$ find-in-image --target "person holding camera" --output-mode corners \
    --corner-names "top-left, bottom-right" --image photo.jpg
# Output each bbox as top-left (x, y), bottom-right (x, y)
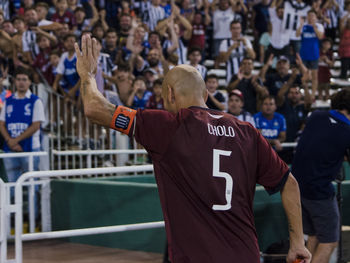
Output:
top-left (218, 20), bottom-right (256, 84)
top-left (292, 88), bottom-right (350, 263)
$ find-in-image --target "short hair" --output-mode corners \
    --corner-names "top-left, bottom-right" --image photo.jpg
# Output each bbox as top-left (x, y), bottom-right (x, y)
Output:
top-left (35, 2), bottom-right (49, 10)
top-left (188, 47), bottom-right (202, 56)
top-left (153, 78), bottom-right (163, 87)
top-left (307, 9), bottom-right (317, 15)
top-left (242, 56), bottom-right (254, 63)
top-left (11, 16), bottom-right (24, 23)
top-left (262, 95), bottom-right (276, 103)
top-left (117, 63), bottom-right (130, 72)
top-left (230, 20), bottom-right (241, 28)
top-left (331, 88), bottom-right (350, 113)
top-left (14, 67), bottom-right (33, 81)
top-left (106, 28), bottom-right (117, 35)
top-left (149, 31), bottom-right (161, 39)
top-left (63, 33), bottom-right (77, 42)
top-left (36, 34), bottom-right (49, 43)
top-left (74, 7), bottom-right (85, 14)
top-left (120, 13), bottom-right (131, 19)
top-left (50, 49), bottom-right (61, 57)
top-left (322, 37), bottom-right (333, 46)
top-left (205, 74), bottom-right (218, 82)
top-left (133, 76), bottom-right (146, 85)
top-left (24, 7), bottom-right (37, 13)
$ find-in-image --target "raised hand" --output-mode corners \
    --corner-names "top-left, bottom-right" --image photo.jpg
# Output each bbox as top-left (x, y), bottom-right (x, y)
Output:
top-left (74, 35), bottom-right (100, 80)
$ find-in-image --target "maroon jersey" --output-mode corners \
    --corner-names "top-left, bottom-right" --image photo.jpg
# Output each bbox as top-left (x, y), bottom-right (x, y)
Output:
top-left (111, 106), bottom-right (289, 263)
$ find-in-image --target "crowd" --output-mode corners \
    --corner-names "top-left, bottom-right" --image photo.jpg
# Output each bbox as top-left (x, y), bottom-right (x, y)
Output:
top-left (0, 0), bottom-right (348, 164)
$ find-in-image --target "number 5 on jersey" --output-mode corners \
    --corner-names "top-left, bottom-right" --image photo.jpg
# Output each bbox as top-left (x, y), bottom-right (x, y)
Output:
top-left (212, 149), bottom-right (233, 211)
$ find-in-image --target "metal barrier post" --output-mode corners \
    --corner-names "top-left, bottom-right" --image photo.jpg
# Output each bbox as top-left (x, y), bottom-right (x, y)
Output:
top-left (0, 178), bottom-right (7, 263)
top-left (28, 155), bottom-right (35, 233)
top-left (15, 179), bottom-right (23, 263)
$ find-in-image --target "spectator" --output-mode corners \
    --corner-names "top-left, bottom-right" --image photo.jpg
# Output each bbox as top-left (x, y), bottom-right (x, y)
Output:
top-left (52, 34), bottom-right (80, 100)
top-left (228, 57), bottom-right (268, 114)
top-left (188, 47), bottom-right (207, 80)
top-left (146, 78), bottom-right (164, 109)
top-left (252, 0), bottom-right (270, 43)
top-left (0, 67), bottom-right (45, 182)
top-left (276, 68), bottom-right (312, 163)
top-left (22, 8), bottom-right (58, 64)
top-left (0, 28), bottom-right (13, 62)
top-left (205, 74), bottom-right (226, 111)
top-left (265, 0), bottom-right (290, 60)
top-left (283, 0), bottom-right (310, 60)
top-left (43, 50), bottom-right (61, 85)
top-left (72, 5), bottom-right (99, 38)
top-left (254, 95), bottom-right (286, 152)
top-left (292, 89), bottom-right (350, 263)
top-left (211, 0), bottom-right (237, 58)
top-left (12, 16), bottom-right (26, 68)
top-left (261, 55), bottom-right (304, 97)
top-left (117, 13), bottom-right (132, 47)
top-left (218, 20), bottom-right (255, 84)
top-left (112, 64), bottom-right (134, 105)
top-left (188, 10), bottom-right (211, 53)
top-left (102, 28), bottom-right (119, 64)
top-left (133, 48), bottom-right (165, 76)
top-left (2, 20), bottom-right (15, 35)
top-left (258, 23), bottom-right (271, 64)
top-left (126, 76), bottom-right (152, 109)
top-left (161, 5), bottom-right (192, 65)
top-left (296, 9), bottom-right (324, 99)
top-left (227, 89), bottom-right (255, 127)
top-left (32, 34), bottom-right (57, 82)
top-left (318, 38), bottom-right (334, 101)
top-left (51, 0), bottom-right (76, 29)
top-left (339, 16), bottom-right (350, 79)
top-left (126, 20), bottom-right (148, 60)
top-left (35, 2), bottom-right (62, 29)
top-left (140, 0), bottom-right (165, 31)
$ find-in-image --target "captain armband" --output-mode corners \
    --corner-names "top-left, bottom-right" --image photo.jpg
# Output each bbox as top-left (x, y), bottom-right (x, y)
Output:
top-left (109, 106), bottom-right (137, 135)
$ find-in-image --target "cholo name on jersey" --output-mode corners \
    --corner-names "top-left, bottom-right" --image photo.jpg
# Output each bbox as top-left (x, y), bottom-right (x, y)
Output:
top-left (208, 124), bottom-right (235, 137)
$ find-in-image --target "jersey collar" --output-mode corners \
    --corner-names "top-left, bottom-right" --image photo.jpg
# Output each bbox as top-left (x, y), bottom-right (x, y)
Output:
top-left (329, 110), bottom-right (350, 126)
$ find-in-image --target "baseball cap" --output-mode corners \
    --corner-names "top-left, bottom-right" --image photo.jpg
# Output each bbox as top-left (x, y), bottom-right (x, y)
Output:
top-left (143, 67), bottom-right (157, 75)
top-left (229, 89), bottom-right (244, 101)
top-left (277, 56), bottom-right (289, 63)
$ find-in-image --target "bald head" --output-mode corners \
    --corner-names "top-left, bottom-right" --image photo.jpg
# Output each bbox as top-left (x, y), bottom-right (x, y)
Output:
top-left (165, 65), bottom-right (206, 97)
top-left (162, 65), bottom-right (208, 113)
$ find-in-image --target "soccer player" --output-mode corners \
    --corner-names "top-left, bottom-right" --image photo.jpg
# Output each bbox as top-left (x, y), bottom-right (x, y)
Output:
top-left (75, 35), bottom-right (311, 263)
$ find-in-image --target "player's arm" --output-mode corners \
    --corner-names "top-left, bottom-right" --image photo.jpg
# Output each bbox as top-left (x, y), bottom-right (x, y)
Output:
top-left (281, 173), bottom-right (312, 263)
top-left (74, 35), bottom-right (134, 131)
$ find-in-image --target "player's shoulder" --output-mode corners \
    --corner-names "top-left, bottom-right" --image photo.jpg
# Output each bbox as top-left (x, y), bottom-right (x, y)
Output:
top-left (274, 112), bottom-right (286, 120)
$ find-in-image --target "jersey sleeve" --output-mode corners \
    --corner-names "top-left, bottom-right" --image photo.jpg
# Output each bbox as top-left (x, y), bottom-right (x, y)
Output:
top-left (255, 129), bottom-right (290, 194)
top-left (109, 106), bottom-right (179, 159)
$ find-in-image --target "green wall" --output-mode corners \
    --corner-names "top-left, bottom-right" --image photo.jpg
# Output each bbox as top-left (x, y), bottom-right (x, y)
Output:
top-left (51, 163), bottom-right (350, 253)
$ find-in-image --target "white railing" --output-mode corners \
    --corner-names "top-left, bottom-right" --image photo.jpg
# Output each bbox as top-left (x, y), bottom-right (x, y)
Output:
top-left (52, 149), bottom-right (147, 170)
top-left (0, 152), bottom-right (48, 236)
top-left (0, 178), bottom-right (7, 263)
top-left (8, 165), bottom-right (162, 263)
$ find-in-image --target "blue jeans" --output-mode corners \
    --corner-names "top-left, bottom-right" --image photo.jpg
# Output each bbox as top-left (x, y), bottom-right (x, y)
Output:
top-left (3, 148), bottom-right (40, 183)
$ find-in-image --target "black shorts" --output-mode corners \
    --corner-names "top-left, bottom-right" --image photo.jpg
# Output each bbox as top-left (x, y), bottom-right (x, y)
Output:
top-left (301, 196), bottom-right (339, 243)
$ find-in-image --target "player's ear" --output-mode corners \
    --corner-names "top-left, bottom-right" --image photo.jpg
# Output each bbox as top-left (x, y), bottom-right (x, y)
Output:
top-left (203, 89), bottom-right (208, 103)
top-left (168, 85), bottom-right (175, 104)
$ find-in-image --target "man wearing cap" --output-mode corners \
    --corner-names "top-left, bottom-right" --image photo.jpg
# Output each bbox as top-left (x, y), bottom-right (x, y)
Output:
top-left (227, 89), bottom-right (255, 127)
top-left (261, 55), bottom-right (302, 97)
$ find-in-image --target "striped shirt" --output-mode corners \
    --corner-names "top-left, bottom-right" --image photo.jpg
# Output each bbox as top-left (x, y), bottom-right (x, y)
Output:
top-left (22, 30), bottom-right (40, 60)
top-left (163, 38), bottom-right (187, 65)
top-left (219, 38), bottom-right (251, 83)
top-left (99, 52), bottom-right (118, 92)
top-left (140, 1), bottom-right (165, 31)
top-left (0, 0), bottom-right (10, 19)
top-left (189, 63), bottom-right (207, 80)
top-left (283, 0), bottom-right (310, 41)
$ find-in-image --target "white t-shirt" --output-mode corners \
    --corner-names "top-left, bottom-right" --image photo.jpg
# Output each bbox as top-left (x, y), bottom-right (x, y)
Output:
top-left (269, 7), bottom-right (290, 49)
top-left (213, 8), bottom-right (235, 39)
top-left (0, 90), bottom-right (45, 149)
